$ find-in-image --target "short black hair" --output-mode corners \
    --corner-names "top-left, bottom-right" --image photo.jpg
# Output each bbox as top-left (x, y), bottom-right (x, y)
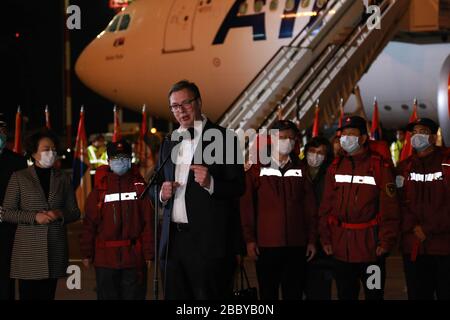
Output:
top-left (25, 128), bottom-right (59, 161)
top-left (271, 120), bottom-right (300, 135)
top-left (168, 80), bottom-right (202, 101)
top-left (304, 136), bottom-right (334, 167)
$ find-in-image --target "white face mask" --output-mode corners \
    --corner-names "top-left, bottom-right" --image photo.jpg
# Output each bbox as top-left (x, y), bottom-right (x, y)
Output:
top-left (307, 152), bottom-right (325, 168)
top-left (340, 135), bottom-right (360, 154)
top-left (274, 139), bottom-right (295, 156)
top-left (411, 134), bottom-right (431, 152)
top-left (38, 151), bottom-right (57, 168)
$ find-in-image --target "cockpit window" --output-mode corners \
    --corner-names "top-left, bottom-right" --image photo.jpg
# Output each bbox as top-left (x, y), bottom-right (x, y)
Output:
top-left (254, 0), bottom-right (264, 12)
top-left (119, 14), bottom-right (131, 31)
top-left (269, 0), bottom-right (279, 11)
top-left (107, 15), bottom-right (121, 32)
top-left (239, 1), bottom-right (248, 15)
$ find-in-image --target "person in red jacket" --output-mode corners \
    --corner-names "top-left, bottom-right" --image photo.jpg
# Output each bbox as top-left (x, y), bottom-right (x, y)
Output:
top-left (80, 140), bottom-right (154, 300)
top-left (240, 120), bottom-right (317, 300)
top-left (319, 116), bottom-right (400, 300)
top-left (396, 118), bottom-right (450, 300)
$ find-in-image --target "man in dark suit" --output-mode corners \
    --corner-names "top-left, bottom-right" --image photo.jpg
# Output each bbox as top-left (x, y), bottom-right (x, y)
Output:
top-left (155, 80), bottom-right (245, 300)
top-left (0, 114), bottom-right (28, 300)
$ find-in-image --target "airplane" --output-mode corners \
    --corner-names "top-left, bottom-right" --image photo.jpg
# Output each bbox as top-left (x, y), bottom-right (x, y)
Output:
top-left (75, 0), bottom-right (450, 143)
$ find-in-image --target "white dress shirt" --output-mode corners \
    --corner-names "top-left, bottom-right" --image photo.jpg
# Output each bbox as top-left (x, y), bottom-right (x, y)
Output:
top-left (160, 115), bottom-right (214, 223)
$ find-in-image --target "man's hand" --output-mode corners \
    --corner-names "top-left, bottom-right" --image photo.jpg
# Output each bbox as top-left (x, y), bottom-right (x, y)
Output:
top-left (45, 210), bottom-right (63, 221)
top-left (306, 243), bottom-right (317, 262)
top-left (82, 258), bottom-right (91, 269)
top-left (414, 225), bottom-right (426, 242)
top-left (35, 212), bottom-right (53, 225)
top-left (190, 165), bottom-right (211, 188)
top-left (322, 244), bottom-right (333, 256)
top-left (376, 246), bottom-right (388, 257)
top-left (161, 181), bottom-right (180, 202)
top-left (246, 242), bottom-right (260, 261)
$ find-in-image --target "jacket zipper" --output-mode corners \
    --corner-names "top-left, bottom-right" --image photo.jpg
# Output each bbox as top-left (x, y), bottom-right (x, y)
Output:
top-left (345, 157), bottom-right (355, 261)
top-left (118, 177), bottom-right (122, 267)
top-left (113, 204), bottom-right (117, 225)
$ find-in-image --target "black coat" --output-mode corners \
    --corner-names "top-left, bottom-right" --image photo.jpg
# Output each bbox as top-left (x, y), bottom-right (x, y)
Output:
top-left (154, 120), bottom-right (245, 259)
top-left (0, 148), bottom-right (27, 297)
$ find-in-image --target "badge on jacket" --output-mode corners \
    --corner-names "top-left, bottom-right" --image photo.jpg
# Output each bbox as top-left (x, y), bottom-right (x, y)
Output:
top-left (386, 183), bottom-right (397, 198)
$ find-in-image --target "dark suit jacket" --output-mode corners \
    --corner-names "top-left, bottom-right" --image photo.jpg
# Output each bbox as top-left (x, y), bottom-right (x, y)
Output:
top-left (155, 120), bottom-right (245, 259)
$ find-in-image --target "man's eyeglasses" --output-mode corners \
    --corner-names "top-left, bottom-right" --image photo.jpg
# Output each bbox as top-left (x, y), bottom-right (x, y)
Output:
top-left (169, 97), bottom-right (197, 113)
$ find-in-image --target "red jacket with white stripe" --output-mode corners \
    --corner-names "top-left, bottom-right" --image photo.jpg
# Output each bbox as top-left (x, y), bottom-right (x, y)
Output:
top-left (240, 160), bottom-right (318, 248)
top-left (319, 147), bottom-right (400, 263)
top-left (396, 147), bottom-right (450, 255)
top-left (80, 165), bottom-right (154, 269)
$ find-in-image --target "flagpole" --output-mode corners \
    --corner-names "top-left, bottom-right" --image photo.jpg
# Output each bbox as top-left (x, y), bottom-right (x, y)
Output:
top-left (337, 98), bottom-right (344, 137)
top-left (14, 106), bottom-right (22, 154)
top-left (45, 105), bottom-right (51, 129)
top-left (312, 99), bottom-right (320, 138)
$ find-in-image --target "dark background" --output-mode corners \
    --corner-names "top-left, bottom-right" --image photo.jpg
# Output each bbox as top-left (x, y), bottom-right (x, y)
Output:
top-left (1, 0), bottom-right (145, 145)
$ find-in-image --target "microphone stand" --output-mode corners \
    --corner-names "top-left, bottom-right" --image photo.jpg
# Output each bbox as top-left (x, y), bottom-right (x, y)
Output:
top-left (139, 142), bottom-right (172, 301)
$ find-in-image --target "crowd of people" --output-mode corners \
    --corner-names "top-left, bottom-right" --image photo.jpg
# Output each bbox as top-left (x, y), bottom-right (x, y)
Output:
top-left (0, 80), bottom-right (449, 300)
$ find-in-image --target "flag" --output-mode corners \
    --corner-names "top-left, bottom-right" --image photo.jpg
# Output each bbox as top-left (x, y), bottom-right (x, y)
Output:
top-left (337, 98), bottom-right (345, 137)
top-left (312, 100), bottom-right (320, 138)
top-left (13, 106), bottom-right (22, 154)
top-left (137, 105), bottom-right (148, 163)
top-left (400, 98), bottom-right (418, 161)
top-left (113, 105), bottom-right (122, 142)
top-left (45, 105), bottom-right (51, 129)
top-left (73, 106), bottom-right (92, 214)
top-left (370, 97), bottom-right (382, 140)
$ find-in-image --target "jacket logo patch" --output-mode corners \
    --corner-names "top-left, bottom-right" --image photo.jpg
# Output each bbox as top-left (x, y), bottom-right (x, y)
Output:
top-left (104, 192), bottom-right (137, 203)
top-left (410, 172), bottom-right (443, 182)
top-left (259, 168), bottom-right (302, 177)
top-left (386, 183), bottom-right (397, 198)
top-left (334, 175), bottom-right (376, 186)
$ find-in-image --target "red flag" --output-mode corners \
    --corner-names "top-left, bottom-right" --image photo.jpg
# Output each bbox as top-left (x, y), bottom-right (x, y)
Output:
top-left (312, 100), bottom-right (320, 138)
top-left (45, 105), bottom-right (51, 129)
top-left (13, 106), bottom-right (22, 154)
top-left (400, 99), bottom-right (419, 161)
top-left (138, 105), bottom-right (148, 163)
top-left (113, 105), bottom-right (122, 142)
top-left (337, 98), bottom-right (344, 137)
top-left (370, 97), bottom-right (382, 140)
top-left (73, 106), bottom-right (92, 214)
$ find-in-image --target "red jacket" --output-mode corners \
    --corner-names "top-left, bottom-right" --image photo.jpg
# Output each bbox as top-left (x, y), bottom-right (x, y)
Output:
top-left (240, 161), bottom-right (318, 247)
top-left (396, 147), bottom-right (450, 256)
top-left (319, 147), bottom-right (400, 263)
top-left (80, 165), bottom-right (154, 269)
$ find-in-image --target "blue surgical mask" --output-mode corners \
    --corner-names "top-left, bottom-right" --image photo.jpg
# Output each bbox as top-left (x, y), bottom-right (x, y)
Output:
top-left (0, 134), bottom-right (6, 152)
top-left (110, 158), bottom-right (131, 176)
top-left (411, 134), bottom-right (431, 152)
top-left (340, 135), bottom-right (360, 154)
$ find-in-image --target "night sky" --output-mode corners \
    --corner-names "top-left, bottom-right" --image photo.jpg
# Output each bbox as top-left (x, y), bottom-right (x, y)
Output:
top-left (1, 0), bottom-right (143, 145)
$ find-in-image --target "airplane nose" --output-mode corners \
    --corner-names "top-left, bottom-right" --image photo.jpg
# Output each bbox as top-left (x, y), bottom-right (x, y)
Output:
top-left (75, 41), bottom-right (97, 89)
top-left (75, 35), bottom-right (120, 99)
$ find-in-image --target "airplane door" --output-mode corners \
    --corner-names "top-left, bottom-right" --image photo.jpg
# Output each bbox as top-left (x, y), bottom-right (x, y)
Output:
top-left (163, 0), bottom-right (199, 53)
